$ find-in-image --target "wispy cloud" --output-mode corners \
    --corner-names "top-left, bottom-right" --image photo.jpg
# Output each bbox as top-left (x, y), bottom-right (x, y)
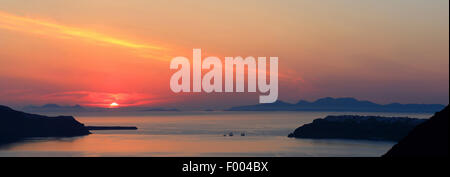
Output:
top-left (0, 10), bottom-right (170, 60)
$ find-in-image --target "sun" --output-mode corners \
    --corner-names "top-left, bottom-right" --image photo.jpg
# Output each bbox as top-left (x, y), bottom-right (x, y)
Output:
top-left (110, 102), bottom-right (119, 108)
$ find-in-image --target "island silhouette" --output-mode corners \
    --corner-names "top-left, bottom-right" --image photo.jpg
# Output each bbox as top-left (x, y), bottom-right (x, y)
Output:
top-left (288, 115), bottom-right (426, 141)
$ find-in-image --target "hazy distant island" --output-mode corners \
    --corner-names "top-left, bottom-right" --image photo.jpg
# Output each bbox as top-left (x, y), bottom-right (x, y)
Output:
top-left (23, 104), bottom-right (86, 112)
top-left (288, 115), bottom-right (425, 141)
top-left (21, 104), bottom-right (181, 113)
top-left (86, 126), bottom-right (137, 130)
top-left (383, 105), bottom-right (448, 157)
top-left (0, 105), bottom-right (137, 145)
top-left (141, 108), bottom-right (180, 112)
top-left (227, 97), bottom-right (445, 113)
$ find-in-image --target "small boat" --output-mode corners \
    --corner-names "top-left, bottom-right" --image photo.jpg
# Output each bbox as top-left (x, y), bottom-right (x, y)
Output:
top-left (241, 132), bottom-right (246, 136)
top-left (228, 132), bottom-right (233, 136)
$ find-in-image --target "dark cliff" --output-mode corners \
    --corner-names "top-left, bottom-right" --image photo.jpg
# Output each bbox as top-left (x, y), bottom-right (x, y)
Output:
top-left (0, 105), bottom-right (91, 143)
top-left (383, 106), bottom-right (449, 157)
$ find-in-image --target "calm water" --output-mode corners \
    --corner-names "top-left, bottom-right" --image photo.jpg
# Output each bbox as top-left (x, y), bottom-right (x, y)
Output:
top-left (0, 111), bottom-right (431, 157)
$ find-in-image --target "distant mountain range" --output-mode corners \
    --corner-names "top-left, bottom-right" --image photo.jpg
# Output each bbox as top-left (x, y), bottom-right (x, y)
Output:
top-left (227, 97), bottom-right (445, 113)
top-left (20, 97), bottom-right (445, 113)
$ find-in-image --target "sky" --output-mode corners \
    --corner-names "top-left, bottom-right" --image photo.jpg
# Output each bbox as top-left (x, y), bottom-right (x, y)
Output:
top-left (0, 0), bottom-right (448, 109)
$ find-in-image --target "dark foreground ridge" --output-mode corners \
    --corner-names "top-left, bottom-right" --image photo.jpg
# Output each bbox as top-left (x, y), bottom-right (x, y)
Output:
top-left (383, 105), bottom-right (449, 157)
top-left (86, 126), bottom-right (138, 130)
top-left (0, 105), bottom-right (91, 144)
top-left (288, 115), bottom-right (425, 141)
top-left (228, 97), bottom-right (445, 113)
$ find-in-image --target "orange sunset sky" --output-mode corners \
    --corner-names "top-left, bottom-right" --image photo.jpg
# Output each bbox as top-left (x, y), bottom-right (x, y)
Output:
top-left (0, 0), bottom-right (448, 109)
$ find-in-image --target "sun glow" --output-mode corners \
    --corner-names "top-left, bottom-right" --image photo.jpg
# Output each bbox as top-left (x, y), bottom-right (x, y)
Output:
top-left (110, 102), bottom-right (119, 108)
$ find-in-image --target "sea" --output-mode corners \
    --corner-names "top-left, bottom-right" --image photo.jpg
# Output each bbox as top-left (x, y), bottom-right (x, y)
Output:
top-left (0, 111), bottom-right (431, 157)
